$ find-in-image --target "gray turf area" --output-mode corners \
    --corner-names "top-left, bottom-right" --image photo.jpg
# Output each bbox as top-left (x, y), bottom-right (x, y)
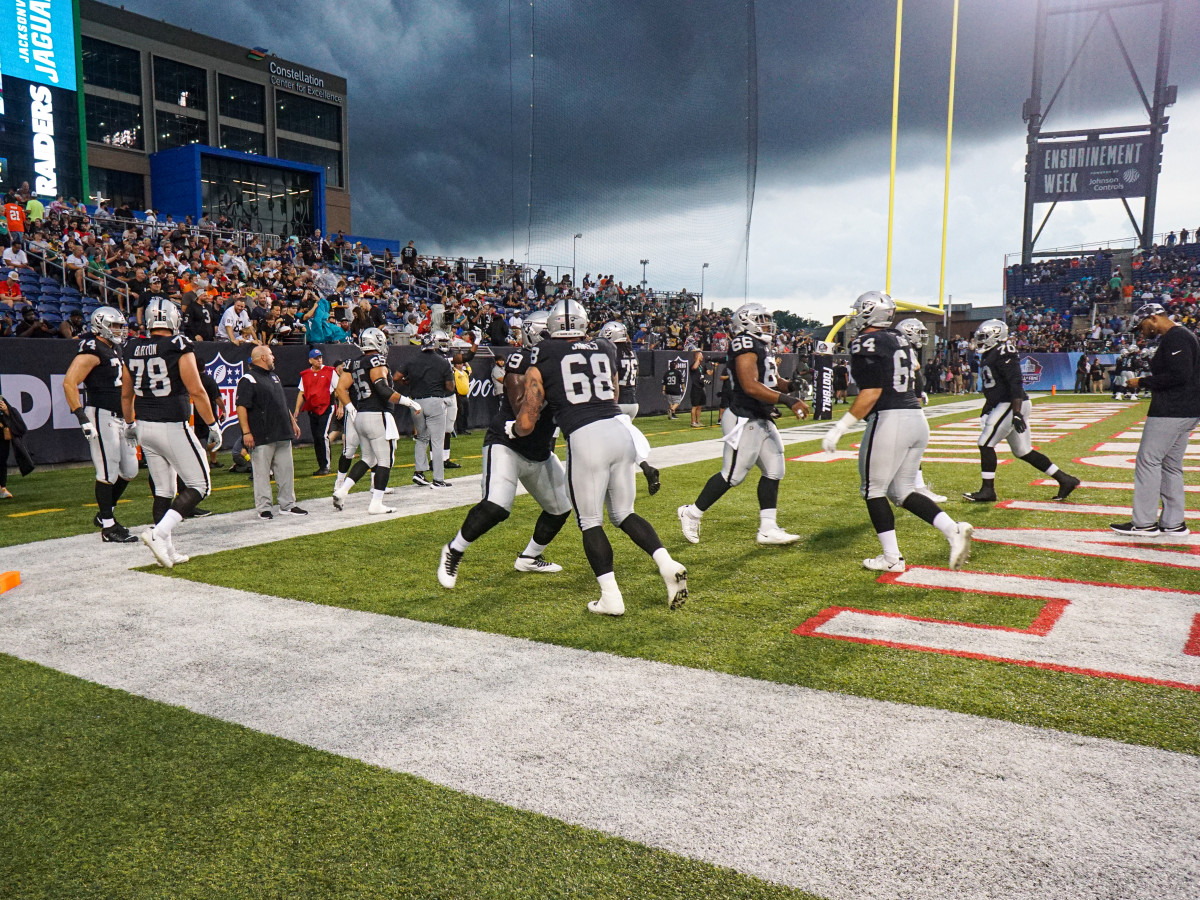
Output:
top-left (6, 398), bottom-right (1197, 900)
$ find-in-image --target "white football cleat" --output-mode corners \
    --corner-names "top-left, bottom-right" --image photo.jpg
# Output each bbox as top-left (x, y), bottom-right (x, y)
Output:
top-left (949, 522), bottom-right (974, 570)
top-left (916, 487), bottom-right (948, 503)
top-left (587, 590), bottom-right (626, 616)
top-left (514, 554), bottom-right (562, 573)
top-left (660, 558), bottom-right (688, 610)
top-left (384, 487), bottom-right (395, 495)
top-left (332, 485), bottom-right (349, 511)
top-left (863, 554), bottom-right (906, 572)
top-left (140, 529), bottom-right (173, 569)
top-left (368, 500), bottom-right (397, 515)
top-left (166, 540), bottom-right (189, 565)
top-left (756, 525), bottom-right (800, 545)
top-left (438, 544), bottom-right (462, 589)
top-left (677, 504), bottom-right (702, 544)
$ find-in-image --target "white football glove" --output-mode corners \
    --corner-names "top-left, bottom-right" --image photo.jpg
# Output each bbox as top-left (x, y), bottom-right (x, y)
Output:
top-left (343, 403), bottom-right (357, 427)
top-left (204, 424), bottom-right (222, 450)
top-left (821, 412), bottom-right (861, 453)
top-left (504, 420), bottom-right (518, 439)
top-left (80, 421), bottom-right (98, 441)
top-left (125, 421), bottom-right (141, 447)
top-left (921, 391), bottom-right (929, 406)
top-left (398, 395), bottom-right (422, 415)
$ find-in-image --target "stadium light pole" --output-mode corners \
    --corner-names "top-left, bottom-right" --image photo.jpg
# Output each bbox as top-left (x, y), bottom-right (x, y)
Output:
top-left (572, 233), bottom-right (582, 287)
top-left (701, 262), bottom-right (709, 308)
top-left (640, 259), bottom-right (650, 290)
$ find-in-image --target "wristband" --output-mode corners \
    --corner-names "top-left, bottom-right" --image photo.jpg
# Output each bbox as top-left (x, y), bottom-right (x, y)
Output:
top-left (778, 392), bottom-right (802, 408)
top-left (72, 407), bottom-right (89, 425)
top-left (835, 411), bottom-right (860, 432)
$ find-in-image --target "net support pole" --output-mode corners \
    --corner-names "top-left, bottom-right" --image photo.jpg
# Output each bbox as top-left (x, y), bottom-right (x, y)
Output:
top-left (885, 0), bottom-right (903, 294)
top-left (937, 0), bottom-right (960, 312)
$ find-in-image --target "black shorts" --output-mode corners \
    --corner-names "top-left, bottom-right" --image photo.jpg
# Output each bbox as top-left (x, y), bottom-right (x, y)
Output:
top-left (690, 384), bottom-right (707, 406)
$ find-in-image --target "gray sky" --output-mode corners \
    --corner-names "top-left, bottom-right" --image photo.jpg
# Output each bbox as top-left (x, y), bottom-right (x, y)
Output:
top-left (125, 0), bottom-right (1200, 318)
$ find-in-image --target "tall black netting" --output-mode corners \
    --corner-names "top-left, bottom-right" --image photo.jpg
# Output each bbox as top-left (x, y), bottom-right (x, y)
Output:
top-left (524, 1), bottom-right (757, 303)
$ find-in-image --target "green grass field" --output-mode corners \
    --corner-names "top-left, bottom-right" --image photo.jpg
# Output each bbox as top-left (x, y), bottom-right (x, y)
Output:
top-left (4, 393), bottom-right (1193, 899)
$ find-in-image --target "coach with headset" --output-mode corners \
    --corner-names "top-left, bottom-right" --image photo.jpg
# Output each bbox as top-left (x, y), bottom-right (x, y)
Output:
top-left (1110, 302), bottom-right (1200, 537)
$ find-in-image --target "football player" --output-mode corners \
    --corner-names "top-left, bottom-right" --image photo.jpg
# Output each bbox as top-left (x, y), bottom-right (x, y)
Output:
top-left (438, 311), bottom-right (572, 587)
top-left (122, 298), bottom-right (222, 568)
top-left (62, 307), bottom-right (139, 543)
top-left (398, 331), bottom-right (455, 488)
top-left (963, 319), bottom-right (1080, 503)
top-left (894, 317), bottom-right (947, 503)
top-left (677, 303), bottom-right (810, 546)
top-left (822, 291), bottom-right (973, 572)
top-left (598, 320), bottom-right (660, 494)
top-left (332, 327), bottom-right (421, 514)
top-left (512, 297), bottom-right (687, 616)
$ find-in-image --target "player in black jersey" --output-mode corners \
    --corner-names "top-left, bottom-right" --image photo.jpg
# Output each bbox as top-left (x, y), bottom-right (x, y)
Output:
top-left (332, 327), bottom-right (421, 514)
top-left (662, 365), bottom-right (684, 419)
top-left (438, 311), bottom-right (573, 587)
top-left (823, 291), bottom-right (973, 573)
top-left (894, 317), bottom-right (947, 503)
top-left (678, 303), bottom-right (810, 546)
top-left (122, 298), bottom-right (221, 569)
top-left (598, 320), bottom-right (660, 494)
top-left (963, 319), bottom-right (1079, 503)
top-left (513, 297), bottom-right (687, 616)
top-left (63, 307), bottom-right (139, 543)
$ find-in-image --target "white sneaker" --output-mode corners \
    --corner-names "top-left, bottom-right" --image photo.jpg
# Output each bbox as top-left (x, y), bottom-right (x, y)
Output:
top-left (917, 487), bottom-right (948, 503)
top-left (140, 529), bottom-right (173, 569)
top-left (949, 522), bottom-right (974, 570)
top-left (660, 558), bottom-right (688, 609)
top-left (332, 485), bottom-right (349, 511)
top-left (438, 543), bottom-right (462, 589)
top-left (863, 555), bottom-right (906, 572)
top-left (368, 501), bottom-right (397, 515)
top-left (384, 487), bottom-right (395, 495)
top-left (587, 590), bottom-right (625, 616)
top-left (677, 504), bottom-right (702, 544)
top-left (514, 554), bottom-right (562, 573)
top-left (756, 524), bottom-right (800, 545)
top-left (167, 540), bottom-right (189, 565)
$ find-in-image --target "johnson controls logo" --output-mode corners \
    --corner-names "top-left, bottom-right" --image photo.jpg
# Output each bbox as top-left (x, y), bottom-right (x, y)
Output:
top-left (1122, 168), bottom-right (1141, 185)
top-left (1019, 356), bottom-right (1043, 386)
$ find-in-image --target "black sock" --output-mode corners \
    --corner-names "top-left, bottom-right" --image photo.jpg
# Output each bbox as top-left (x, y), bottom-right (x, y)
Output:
top-left (901, 492), bottom-right (943, 526)
top-left (347, 460), bottom-right (370, 483)
top-left (111, 477), bottom-right (130, 504)
top-left (618, 513), bottom-right (664, 557)
top-left (695, 472), bottom-right (730, 512)
top-left (152, 494), bottom-right (172, 524)
top-left (865, 496), bottom-right (895, 534)
top-left (172, 487), bottom-right (203, 518)
top-left (337, 455), bottom-right (353, 475)
top-left (581, 526), bottom-right (615, 578)
top-left (460, 500), bottom-right (509, 543)
top-left (757, 477), bottom-right (780, 511)
top-left (979, 446), bottom-right (998, 479)
top-left (1019, 450), bottom-right (1054, 474)
top-left (372, 466), bottom-right (391, 491)
top-left (532, 510), bottom-right (570, 546)
top-left (95, 481), bottom-right (115, 520)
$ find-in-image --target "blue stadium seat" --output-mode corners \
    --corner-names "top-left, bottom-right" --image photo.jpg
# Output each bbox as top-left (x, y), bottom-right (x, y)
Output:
top-left (41, 312), bottom-right (62, 326)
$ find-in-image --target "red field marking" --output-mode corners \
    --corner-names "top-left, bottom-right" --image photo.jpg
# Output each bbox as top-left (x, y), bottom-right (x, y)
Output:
top-left (996, 499), bottom-right (1200, 519)
top-left (971, 527), bottom-right (1200, 570)
top-left (1186, 615), bottom-right (1200, 658)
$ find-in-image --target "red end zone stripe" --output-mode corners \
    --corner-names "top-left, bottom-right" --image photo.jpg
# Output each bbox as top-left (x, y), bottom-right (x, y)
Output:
top-left (1186, 615), bottom-right (1200, 658)
top-left (791, 599), bottom-right (1068, 638)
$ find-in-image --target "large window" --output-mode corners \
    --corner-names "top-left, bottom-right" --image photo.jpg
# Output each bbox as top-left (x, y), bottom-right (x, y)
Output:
top-left (201, 155), bottom-right (315, 238)
top-left (82, 37), bottom-right (141, 95)
top-left (153, 57), bottom-right (207, 112)
top-left (219, 75), bottom-right (265, 124)
top-left (89, 168), bottom-right (146, 211)
top-left (86, 95), bottom-right (144, 150)
top-left (220, 125), bottom-right (265, 156)
top-left (156, 111), bottom-right (207, 150)
top-left (277, 138), bottom-right (342, 188)
top-left (275, 93), bottom-right (340, 143)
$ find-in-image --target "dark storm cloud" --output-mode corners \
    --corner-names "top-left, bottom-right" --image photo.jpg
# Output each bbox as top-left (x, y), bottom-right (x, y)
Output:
top-left (117, 0), bottom-right (1199, 248)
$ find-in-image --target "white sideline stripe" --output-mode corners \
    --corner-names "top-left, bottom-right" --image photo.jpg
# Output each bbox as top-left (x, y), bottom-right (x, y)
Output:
top-left (7, 397), bottom-right (1197, 900)
top-left (1034, 479), bottom-right (1200, 494)
top-left (1002, 499), bottom-right (1200, 520)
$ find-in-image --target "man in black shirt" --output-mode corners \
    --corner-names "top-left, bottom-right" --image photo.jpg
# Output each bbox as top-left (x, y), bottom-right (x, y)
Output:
top-left (513, 297), bottom-right (687, 616)
top-left (963, 319), bottom-right (1079, 503)
top-left (1112, 303), bottom-right (1200, 536)
top-left (437, 313), bottom-right (572, 587)
top-left (398, 332), bottom-right (454, 487)
top-left (236, 344), bottom-right (307, 519)
top-left (662, 365), bottom-right (684, 419)
top-left (182, 291), bottom-right (216, 341)
top-left (822, 291), bottom-right (972, 573)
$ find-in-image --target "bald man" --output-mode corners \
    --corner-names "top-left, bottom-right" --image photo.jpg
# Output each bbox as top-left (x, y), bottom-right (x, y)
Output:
top-left (236, 344), bottom-right (307, 519)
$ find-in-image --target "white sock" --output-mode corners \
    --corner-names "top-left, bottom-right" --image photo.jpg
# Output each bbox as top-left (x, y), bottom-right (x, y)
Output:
top-left (651, 547), bottom-right (674, 571)
top-left (759, 508), bottom-right (778, 529)
top-left (370, 488), bottom-right (384, 503)
top-left (914, 469), bottom-right (928, 490)
top-left (1045, 463), bottom-right (1059, 477)
top-left (450, 531), bottom-right (471, 553)
top-left (521, 538), bottom-right (547, 558)
top-left (877, 529), bottom-right (902, 563)
top-left (687, 503), bottom-right (703, 518)
top-left (100, 517), bottom-right (115, 528)
top-left (981, 472), bottom-right (995, 481)
top-left (932, 511), bottom-right (958, 540)
top-left (334, 473), bottom-right (345, 490)
top-left (443, 451), bottom-right (451, 461)
top-left (152, 509), bottom-right (183, 540)
top-left (597, 571), bottom-right (620, 593)
top-left (340, 477), bottom-right (356, 493)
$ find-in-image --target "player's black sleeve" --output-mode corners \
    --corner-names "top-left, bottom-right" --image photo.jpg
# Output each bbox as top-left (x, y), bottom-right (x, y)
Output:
top-left (998, 352), bottom-right (1027, 401)
top-left (849, 356), bottom-right (886, 389)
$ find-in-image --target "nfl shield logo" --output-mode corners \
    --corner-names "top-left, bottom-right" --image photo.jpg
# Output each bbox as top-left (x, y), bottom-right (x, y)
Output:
top-left (205, 353), bottom-right (244, 432)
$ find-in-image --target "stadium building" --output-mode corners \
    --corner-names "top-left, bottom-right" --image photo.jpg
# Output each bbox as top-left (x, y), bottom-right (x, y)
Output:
top-left (0, 0), bottom-right (350, 235)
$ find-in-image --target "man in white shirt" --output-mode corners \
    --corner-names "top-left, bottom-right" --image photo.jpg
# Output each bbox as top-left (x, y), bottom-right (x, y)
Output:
top-left (2, 240), bottom-right (30, 270)
top-left (219, 296), bottom-right (256, 345)
top-left (65, 244), bottom-right (89, 292)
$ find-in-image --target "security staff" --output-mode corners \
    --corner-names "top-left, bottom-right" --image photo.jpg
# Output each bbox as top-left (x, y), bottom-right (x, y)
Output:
top-left (237, 345), bottom-right (307, 519)
top-left (295, 348), bottom-right (337, 475)
top-left (1111, 303), bottom-right (1200, 536)
top-left (399, 332), bottom-right (455, 487)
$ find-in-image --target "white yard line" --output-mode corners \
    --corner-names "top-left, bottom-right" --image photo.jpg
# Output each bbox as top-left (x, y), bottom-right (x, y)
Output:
top-left (5, 396), bottom-right (1196, 900)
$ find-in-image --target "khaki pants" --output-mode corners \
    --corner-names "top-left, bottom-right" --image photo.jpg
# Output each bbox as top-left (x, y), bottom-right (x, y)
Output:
top-left (251, 441), bottom-right (297, 512)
